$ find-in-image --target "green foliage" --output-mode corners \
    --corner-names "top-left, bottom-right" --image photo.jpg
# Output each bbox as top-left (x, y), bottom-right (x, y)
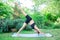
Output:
top-left (0, 19), bottom-right (8, 32)
top-left (31, 13), bottom-right (45, 29)
top-left (33, 0), bottom-right (60, 29)
top-left (0, 2), bottom-right (13, 19)
top-left (31, 12), bottom-right (59, 29)
top-left (0, 0), bottom-right (60, 33)
top-left (0, 19), bottom-right (32, 32)
top-left (45, 13), bottom-right (57, 22)
top-left (15, 19), bottom-right (32, 31)
top-left (14, 19), bottom-right (24, 30)
top-left (54, 18), bottom-right (60, 29)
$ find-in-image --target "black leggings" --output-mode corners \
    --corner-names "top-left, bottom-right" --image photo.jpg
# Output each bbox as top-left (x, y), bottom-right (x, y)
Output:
top-left (25, 15), bottom-right (35, 29)
top-left (25, 15), bottom-right (32, 24)
top-left (31, 23), bottom-right (35, 29)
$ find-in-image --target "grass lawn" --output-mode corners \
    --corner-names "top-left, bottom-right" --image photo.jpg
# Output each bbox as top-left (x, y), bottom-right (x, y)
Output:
top-left (0, 29), bottom-right (60, 40)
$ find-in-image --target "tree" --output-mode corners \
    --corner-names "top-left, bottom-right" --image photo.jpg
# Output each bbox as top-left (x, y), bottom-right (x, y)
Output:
top-left (0, 2), bottom-right (14, 19)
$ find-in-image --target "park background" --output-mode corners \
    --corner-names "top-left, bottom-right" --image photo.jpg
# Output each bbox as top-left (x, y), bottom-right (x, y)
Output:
top-left (0, 0), bottom-right (60, 40)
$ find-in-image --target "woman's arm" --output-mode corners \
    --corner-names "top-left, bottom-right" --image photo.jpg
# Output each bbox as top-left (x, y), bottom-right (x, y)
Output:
top-left (15, 2), bottom-right (27, 16)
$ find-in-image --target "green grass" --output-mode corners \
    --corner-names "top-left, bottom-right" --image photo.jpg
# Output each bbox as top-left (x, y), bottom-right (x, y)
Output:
top-left (0, 29), bottom-right (60, 40)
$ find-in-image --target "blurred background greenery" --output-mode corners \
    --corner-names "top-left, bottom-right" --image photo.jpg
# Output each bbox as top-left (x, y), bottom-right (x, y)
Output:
top-left (0, 0), bottom-right (60, 33)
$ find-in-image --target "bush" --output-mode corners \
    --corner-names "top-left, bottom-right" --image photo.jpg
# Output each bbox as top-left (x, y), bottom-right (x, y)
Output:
top-left (16, 19), bottom-right (32, 31)
top-left (45, 13), bottom-right (57, 22)
top-left (31, 13), bottom-right (57, 29)
top-left (0, 19), bottom-right (32, 33)
top-left (31, 13), bottom-right (45, 29)
top-left (24, 25), bottom-right (32, 31)
top-left (14, 19), bottom-right (24, 30)
top-left (0, 19), bottom-right (8, 32)
top-left (44, 20), bottom-right (55, 29)
top-left (54, 18), bottom-right (60, 29)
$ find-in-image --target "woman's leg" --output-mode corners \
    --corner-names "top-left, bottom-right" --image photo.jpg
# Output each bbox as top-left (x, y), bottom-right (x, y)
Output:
top-left (34, 25), bottom-right (41, 34)
top-left (17, 22), bottom-right (27, 34)
top-left (29, 20), bottom-right (42, 34)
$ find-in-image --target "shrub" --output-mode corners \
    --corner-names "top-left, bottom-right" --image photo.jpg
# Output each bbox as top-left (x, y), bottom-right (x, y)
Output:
top-left (16, 19), bottom-right (32, 31)
top-left (54, 18), bottom-right (60, 29)
top-left (45, 13), bottom-right (57, 22)
top-left (31, 13), bottom-right (45, 29)
top-left (0, 19), bottom-right (32, 33)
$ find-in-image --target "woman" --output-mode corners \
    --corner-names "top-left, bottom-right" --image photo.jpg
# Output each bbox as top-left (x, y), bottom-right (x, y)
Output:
top-left (15, 2), bottom-right (43, 35)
